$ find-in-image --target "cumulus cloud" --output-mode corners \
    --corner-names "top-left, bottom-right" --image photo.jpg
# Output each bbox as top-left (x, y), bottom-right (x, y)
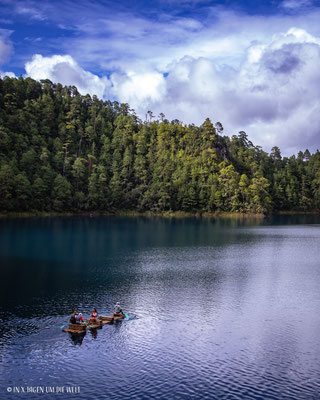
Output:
top-left (0, 71), bottom-right (16, 78)
top-left (24, 53), bottom-right (167, 117)
top-left (110, 71), bottom-right (166, 110)
top-left (231, 29), bottom-right (320, 153)
top-left (25, 54), bottom-right (111, 98)
top-left (125, 27), bottom-right (320, 155)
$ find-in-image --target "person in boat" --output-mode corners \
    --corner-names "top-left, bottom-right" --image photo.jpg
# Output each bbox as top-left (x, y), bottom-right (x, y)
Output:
top-left (91, 308), bottom-right (98, 320)
top-left (114, 302), bottom-right (124, 315)
top-left (70, 311), bottom-right (78, 324)
top-left (75, 313), bottom-right (84, 324)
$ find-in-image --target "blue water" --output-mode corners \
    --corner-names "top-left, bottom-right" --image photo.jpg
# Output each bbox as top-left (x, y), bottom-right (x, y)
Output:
top-left (0, 216), bottom-right (320, 399)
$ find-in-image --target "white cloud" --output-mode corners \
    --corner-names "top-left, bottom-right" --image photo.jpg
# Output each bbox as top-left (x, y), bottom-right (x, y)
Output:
top-left (280, 0), bottom-right (313, 10)
top-left (25, 54), bottom-right (111, 98)
top-left (24, 53), bottom-right (167, 115)
top-left (110, 71), bottom-right (166, 110)
top-left (0, 71), bottom-right (16, 78)
top-left (0, 31), bottom-right (13, 66)
top-left (15, 4), bottom-right (47, 21)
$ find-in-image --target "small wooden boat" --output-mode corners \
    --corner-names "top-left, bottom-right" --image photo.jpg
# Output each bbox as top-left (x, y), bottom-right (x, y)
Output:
top-left (99, 315), bottom-right (114, 325)
top-left (62, 323), bottom-right (87, 334)
top-left (86, 318), bottom-right (103, 329)
top-left (98, 313), bottom-right (124, 324)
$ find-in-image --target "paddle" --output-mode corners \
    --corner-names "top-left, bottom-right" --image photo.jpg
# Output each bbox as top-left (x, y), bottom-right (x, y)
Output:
top-left (123, 312), bottom-right (129, 319)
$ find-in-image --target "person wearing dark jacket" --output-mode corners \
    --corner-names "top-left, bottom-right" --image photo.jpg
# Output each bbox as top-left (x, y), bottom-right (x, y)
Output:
top-left (70, 311), bottom-right (78, 324)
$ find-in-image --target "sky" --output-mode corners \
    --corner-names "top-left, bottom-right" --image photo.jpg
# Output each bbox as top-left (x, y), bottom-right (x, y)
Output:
top-left (1, 0), bottom-right (320, 155)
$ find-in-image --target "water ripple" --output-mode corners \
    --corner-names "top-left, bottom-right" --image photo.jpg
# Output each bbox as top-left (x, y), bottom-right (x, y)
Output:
top-left (1, 217), bottom-right (320, 399)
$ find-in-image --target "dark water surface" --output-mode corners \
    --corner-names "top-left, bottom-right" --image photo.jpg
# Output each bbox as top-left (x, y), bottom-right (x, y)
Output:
top-left (0, 216), bottom-right (320, 399)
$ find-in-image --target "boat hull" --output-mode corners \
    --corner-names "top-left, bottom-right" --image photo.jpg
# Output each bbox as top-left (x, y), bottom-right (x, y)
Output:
top-left (62, 323), bottom-right (87, 334)
top-left (99, 315), bottom-right (114, 325)
top-left (113, 313), bottom-right (125, 321)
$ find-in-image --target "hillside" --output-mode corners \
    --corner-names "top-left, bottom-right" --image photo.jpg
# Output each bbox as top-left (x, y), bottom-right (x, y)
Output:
top-left (0, 76), bottom-right (319, 214)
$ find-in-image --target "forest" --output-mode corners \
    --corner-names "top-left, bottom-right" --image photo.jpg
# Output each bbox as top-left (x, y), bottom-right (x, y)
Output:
top-left (0, 76), bottom-right (319, 214)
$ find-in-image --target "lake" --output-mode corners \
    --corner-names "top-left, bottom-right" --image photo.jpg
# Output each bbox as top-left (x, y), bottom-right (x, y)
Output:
top-left (0, 215), bottom-right (320, 399)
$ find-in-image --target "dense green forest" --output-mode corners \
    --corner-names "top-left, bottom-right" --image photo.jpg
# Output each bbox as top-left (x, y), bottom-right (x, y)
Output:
top-left (0, 76), bottom-right (319, 214)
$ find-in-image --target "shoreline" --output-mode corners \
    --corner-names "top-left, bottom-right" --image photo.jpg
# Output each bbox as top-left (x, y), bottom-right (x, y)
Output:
top-left (0, 210), bottom-right (319, 219)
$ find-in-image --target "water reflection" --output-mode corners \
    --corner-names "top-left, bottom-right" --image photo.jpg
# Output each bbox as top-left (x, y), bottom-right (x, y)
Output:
top-left (68, 332), bottom-right (86, 346)
top-left (0, 216), bottom-right (320, 399)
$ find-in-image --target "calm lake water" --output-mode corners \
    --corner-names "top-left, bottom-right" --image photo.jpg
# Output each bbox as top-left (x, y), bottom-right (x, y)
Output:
top-left (0, 215), bottom-right (320, 399)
